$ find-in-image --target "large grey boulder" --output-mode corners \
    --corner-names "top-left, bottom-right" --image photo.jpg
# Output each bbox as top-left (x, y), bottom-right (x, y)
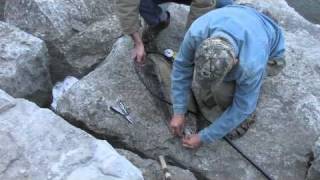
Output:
top-left (58, 17), bottom-right (121, 77)
top-left (57, 36), bottom-right (264, 180)
top-left (4, 0), bottom-right (121, 81)
top-left (0, 89), bottom-right (143, 180)
top-left (307, 137), bottom-right (320, 180)
top-left (0, 21), bottom-right (52, 106)
top-left (117, 149), bottom-right (197, 180)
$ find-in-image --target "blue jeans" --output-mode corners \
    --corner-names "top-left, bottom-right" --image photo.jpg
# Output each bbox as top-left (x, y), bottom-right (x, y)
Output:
top-left (139, 0), bottom-right (234, 26)
top-left (139, 0), bottom-right (192, 27)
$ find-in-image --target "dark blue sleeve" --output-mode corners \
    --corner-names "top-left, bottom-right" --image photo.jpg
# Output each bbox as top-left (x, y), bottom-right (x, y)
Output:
top-left (216, 0), bottom-right (234, 8)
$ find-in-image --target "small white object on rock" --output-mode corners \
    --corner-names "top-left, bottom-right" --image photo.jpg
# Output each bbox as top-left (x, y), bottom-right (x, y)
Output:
top-left (51, 76), bottom-right (79, 110)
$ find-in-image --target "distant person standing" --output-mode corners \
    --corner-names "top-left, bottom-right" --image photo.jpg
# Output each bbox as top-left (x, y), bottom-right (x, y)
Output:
top-left (116, 0), bottom-right (234, 63)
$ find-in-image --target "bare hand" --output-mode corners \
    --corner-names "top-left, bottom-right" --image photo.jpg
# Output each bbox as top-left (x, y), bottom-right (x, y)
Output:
top-left (170, 115), bottom-right (185, 137)
top-left (130, 32), bottom-right (146, 64)
top-left (132, 42), bottom-right (146, 64)
top-left (182, 134), bottom-right (201, 149)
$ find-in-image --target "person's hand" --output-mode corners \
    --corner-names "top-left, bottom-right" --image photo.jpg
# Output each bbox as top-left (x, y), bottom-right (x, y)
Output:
top-left (182, 134), bottom-right (201, 149)
top-left (170, 115), bottom-right (185, 137)
top-left (132, 42), bottom-right (146, 64)
top-left (131, 32), bottom-right (146, 64)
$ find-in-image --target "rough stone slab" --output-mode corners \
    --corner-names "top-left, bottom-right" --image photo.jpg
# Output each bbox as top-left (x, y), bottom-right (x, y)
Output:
top-left (0, 21), bottom-right (52, 106)
top-left (0, 89), bottom-right (143, 180)
top-left (4, 0), bottom-right (121, 81)
top-left (60, 17), bottom-right (121, 76)
top-left (117, 149), bottom-right (197, 180)
top-left (57, 36), bottom-right (263, 180)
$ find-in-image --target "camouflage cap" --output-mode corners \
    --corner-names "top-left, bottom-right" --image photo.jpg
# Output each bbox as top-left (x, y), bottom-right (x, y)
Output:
top-left (194, 37), bottom-right (235, 89)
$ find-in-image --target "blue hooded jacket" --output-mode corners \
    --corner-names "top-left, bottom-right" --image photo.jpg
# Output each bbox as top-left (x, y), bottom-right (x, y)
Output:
top-left (171, 5), bottom-right (285, 143)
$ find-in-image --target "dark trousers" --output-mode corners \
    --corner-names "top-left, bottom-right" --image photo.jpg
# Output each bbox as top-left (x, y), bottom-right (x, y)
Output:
top-left (139, 0), bottom-right (192, 26)
top-left (139, 0), bottom-right (234, 27)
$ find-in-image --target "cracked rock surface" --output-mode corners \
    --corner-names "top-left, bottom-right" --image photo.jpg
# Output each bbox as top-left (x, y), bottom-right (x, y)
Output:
top-left (0, 21), bottom-right (52, 106)
top-left (0, 89), bottom-right (143, 180)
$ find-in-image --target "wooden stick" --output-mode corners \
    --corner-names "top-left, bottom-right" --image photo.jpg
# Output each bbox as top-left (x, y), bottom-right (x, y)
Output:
top-left (159, 156), bottom-right (172, 180)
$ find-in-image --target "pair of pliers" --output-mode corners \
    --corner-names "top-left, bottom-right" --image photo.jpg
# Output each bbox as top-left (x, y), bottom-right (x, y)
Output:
top-left (109, 100), bottom-right (134, 124)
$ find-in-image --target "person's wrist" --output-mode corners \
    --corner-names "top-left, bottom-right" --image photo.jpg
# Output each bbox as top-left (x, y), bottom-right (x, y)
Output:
top-left (173, 114), bottom-right (185, 119)
top-left (131, 32), bottom-right (143, 46)
top-left (173, 106), bottom-right (187, 116)
top-left (199, 129), bottom-right (213, 144)
top-left (134, 40), bottom-right (143, 46)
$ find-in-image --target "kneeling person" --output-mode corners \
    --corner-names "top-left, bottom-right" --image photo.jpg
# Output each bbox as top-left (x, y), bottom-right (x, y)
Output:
top-left (170, 4), bottom-right (285, 149)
